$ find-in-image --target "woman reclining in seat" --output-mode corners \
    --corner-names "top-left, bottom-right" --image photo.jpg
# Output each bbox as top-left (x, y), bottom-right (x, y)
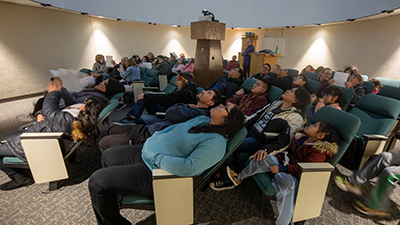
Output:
top-left (0, 78), bottom-right (107, 190)
top-left (88, 105), bottom-right (245, 225)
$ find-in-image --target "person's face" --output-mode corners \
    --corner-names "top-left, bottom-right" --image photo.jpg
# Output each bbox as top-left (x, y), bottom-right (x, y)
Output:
top-left (252, 80), bottom-right (268, 94)
top-left (348, 75), bottom-right (361, 86)
top-left (293, 76), bottom-right (306, 87)
top-left (157, 57), bottom-right (164, 62)
top-left (228, 68), bottom-right (240, 79)
top-left (260, 65), bottom-right (270, 75)
top-left (278, 69), bottom-right (289, 77)
top-left (305, 65), bottom-right (311, 71)
top-left (197, 90), bottom-right (216, 105)
top-left (210, 104), bottom-right (233, 124)
top-left (188, 58), bottom-right (192, 64)
top-left (246, 39), bottom-right (251, 46)
top-left (121, 58), bottom-right (127, 65)
top-left (99, 57), bottom-right (105, 64)
top-left (282, 87), bottom-right (298, 105)
top-left (320, 69), bottom-right (332, 81)
top-left (95, 79), bottom-right (109, 92)
top-left (305, 122), bottom-right (323, 140)
top-left (176, 79), bottom-right (186, 89)
top-left (177, 58), bottom-right (183, 64)
top-left (271, 65), bottom-right (279, 73)
top-left (232, 55), bottom-right (237, 61)
top-left (148, 53), bottom-right (153, 59)
top-left (323, 93), bottom-right (337, 104)
top-left (142, 57), bottom-right (147, 62)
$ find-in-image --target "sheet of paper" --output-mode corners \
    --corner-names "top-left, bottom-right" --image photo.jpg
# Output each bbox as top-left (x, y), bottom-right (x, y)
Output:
top-left (333, 71), bottom-right (349, 87)
top-left (142, 62), bottom-right (152, 69)
top-left (106, 55), bottom-right (113, 67)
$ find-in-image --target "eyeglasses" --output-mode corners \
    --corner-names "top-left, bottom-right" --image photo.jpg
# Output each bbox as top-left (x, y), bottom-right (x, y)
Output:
top-left (295, 76), bottom-right (304, 80)
top-left (254, 82), bottom-right (267, 88)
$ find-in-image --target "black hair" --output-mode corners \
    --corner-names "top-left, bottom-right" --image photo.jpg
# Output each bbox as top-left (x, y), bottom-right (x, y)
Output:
top-left (317, 121), bottom-right (340, 143)
top-left (324, 86), bottom-right (344, 108)
top-left (298, 74), bottom-right (309, 86)
top-left (237, 68), bottom-right (245, 80)
top-left (259, 77), bottom-right (271, 92)
top-left (188, 106), bottom-right (244, 139)
top-left (262, 63), bottom-right (271, 71)
top-left (293, 86), bottom-right (311, 116)
top-left (210, 89), bottom-right (223, 107)
top-left (71, 96), bottom-right (107, 145)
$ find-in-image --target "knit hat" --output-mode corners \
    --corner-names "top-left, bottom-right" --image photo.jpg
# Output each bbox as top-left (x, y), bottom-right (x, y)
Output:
top-left (177, 74), bottom-right (193, 84)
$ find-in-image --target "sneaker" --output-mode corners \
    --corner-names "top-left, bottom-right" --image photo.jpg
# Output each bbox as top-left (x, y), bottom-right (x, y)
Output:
top-left (0, 176), bottom-right (34, 191)
top-left (209, 180), bottom-right (235, 191)
top-left (116, 103), bottom-right (127, 110)
top-left (334, 176), bottom-right (362, 196)
top-left (112, 117), bottom-right (136, 126)
top-left (226, 166), bottom-right (241, 186)
top-left (353, 201), bottom-right (390, 217)
top-left (16, 114), bottom-right (34, 122)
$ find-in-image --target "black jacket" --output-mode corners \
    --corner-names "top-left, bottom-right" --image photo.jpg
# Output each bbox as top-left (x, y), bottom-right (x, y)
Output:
top-left (143, 83), bottom-right (197, 108)
top-left (205, 75), bottom-right (242, 99)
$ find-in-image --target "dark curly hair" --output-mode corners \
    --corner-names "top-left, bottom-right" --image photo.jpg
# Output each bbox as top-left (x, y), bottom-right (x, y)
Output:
top-left (318, 121), bottom-right (340, 143)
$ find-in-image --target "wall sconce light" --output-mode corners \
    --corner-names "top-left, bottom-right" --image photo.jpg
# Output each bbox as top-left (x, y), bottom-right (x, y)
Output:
top-left (258, 27), bottom-right (261, 29)
top-left (40, 3), bottom-right (51, 7)
top-left (231, 27), bottom-right (234, 29)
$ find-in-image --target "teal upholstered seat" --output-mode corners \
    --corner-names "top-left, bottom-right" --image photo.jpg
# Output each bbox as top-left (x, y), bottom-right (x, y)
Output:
top-left (139, 67), bottom-right (148, 79)
top-left (240, 78), bottom-right (257, 93)
top-left (375, 77), bottom-right (400, 88)
top-left (303, 71), bottom-right (319, 80)
top-left (267, 85), bottom-right (283, 102)
top-left (307, 79), bottom-right (321, 94)
top-left (364, 81), bottom-right (374, 94)
top-left (287, 69), bottom-right (299, 78)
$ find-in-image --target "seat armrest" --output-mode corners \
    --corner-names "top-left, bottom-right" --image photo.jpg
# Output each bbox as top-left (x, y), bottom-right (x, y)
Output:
top-left (363, 134), bottom-right (388, 141)
top-left (298, 162), bottom-right (334, 172)
top-left (131, 80), bottom-right (145, 83)
top-left (20, 132), bottom-right (67, 139)
top-left (143, 87), bottom-right (159, 92)
top-left (156, 112), bottom-right (166, 118)
top-left (152, 169), bottom-right (181, 179)
top-left (264, 132), bottom-right (279, 138)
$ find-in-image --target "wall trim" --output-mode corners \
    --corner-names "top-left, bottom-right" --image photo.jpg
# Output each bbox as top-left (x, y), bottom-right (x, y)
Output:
top-left (0, 92), bottom-right (44, 104)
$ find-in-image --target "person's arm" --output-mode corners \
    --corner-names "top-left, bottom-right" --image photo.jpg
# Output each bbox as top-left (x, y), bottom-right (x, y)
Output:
top-left (59, 87), bottom-right (77, 106)
top-left (224, 83), bottom-right (240, 99)
top-left (185, 63), bottom-right (194, 73)
top-left (241, 46), bottom-right (254, 56)
top-left (42, 91), bottom-right (75, 132)
top-left (165, 104), bottom-right (209, 123)
top-left (351, 86), bottom-right (366, 104)
top-left (314, 99), bottom-right (326, 113)
top-left (225, 95), bottom-right (242, 105)
top-left (153, 136), bottom-right (226, 176)
top-left (144, 89), bottom-right (193, 107)
top-left (241, 96), bottom-right (269, 116)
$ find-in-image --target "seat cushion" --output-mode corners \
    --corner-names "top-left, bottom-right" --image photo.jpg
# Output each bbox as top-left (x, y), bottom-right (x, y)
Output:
top-left (120, 193), bottom-right (154, 205)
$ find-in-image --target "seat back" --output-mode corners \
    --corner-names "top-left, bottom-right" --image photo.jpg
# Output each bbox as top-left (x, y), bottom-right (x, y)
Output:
top-left (267, 85), bottom-right (283, 102)
top-left (98, 99), bottom-right (119, 124)
top-left (375, 77), bottom-right (400, 88)
top-left (303, 71), bottom-right (319, 80)
top-left (142, 69), bottom-right (159, 86)
top-left (364, 81), bottom-right (374, 94)
top-left (102, 73), bottom-right (110, 81)
top-left (162, 76), bottom-right (178, 94)
top-left (361, 75), bottom-right (369, 82)
top-left (241, 78), bottom-right (257, 93)
top-left (377, 86), bottom-right (400, 100)
top-left (287, 69), bottom-right (299, 78)
top-left (139, 67), bottom-right (148, 79)
top-left (326, 85), bottom-right (354, 111)
top-left (307, 79), bottom-right (321, 94)
top-left (196, 87), bottom-right (204, 95)
top-left (79, 68), bottom-right (92, 74)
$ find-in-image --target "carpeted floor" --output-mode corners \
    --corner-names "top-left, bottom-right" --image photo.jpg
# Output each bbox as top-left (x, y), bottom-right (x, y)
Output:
top-left (0, 99), bottom-right (399, 225)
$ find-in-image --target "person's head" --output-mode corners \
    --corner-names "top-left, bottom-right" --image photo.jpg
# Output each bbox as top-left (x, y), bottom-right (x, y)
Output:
top-left (252, 78), bottom-right (270, 95)
top-left (147, 52), bottom-right (155, 60)
top-left (95, 54), bottom-right (105, 64)
top-left (272, 64), bottom-right (281, 73)
top-left (176, 58), bottom-right (183, 66)
top-left (95, 78), bottom-right (125, 96)
top-left (208, 105), bottom-right (245, 138)
top-left (305, 121), bottom-right (340, 144)
top-left (368, 78), bottom-right (382, 91)
top-left (188, 57), bottom-right (195, 64)
top-left (260, 63), bottom-right (271, 75)
top-left (277, 68), bottom-right (289, 78)
top-left (169, 55), bottom-right (176, 62)
top-left (157, 55), bottom-right (165, 62)
top-left (196, 89), bottom-right (222, 108)
top-left (344, 65), bottom-right (358, 76)
top-left (142, 56), bottom-right (150, 63)
top-left (246, 38), bottom-right (253, 46)
top-left (125, 58), bottom-right (137, 68)
top-left (231, 55), bottom-right (237, 61)
top-left (180, 53), bottom-right (185, 60)
top-left (235, 88), bottom-right (248, 96)
top-left (315, 66), bottom-right (325, 74)
top-left (323, 86), bottom-right (344, 108)
top-left (176, 74), bottom-right (192, 89)
top-left (282, 86), bottom-right (311, 114)
top-left (72, 96), bottom-right (107, 144)
top-left (319, 68), bottom-right (332, 81)
top-left (302, 65), bottom-right (314, 73)
top-left (228, 68), bottom-right (244, 80)
top-left (120, 57), bottom-right (128, 65)
top-left (348, 73), bottom-right (363, 86)
top-left (293, 74), bottom-right (308, 87)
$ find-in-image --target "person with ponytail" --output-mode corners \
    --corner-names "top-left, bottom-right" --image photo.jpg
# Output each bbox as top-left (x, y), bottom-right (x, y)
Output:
top-left (0, 78), bottom-right (106, 190)
top-left (89, 105), bottom-right (245, 225)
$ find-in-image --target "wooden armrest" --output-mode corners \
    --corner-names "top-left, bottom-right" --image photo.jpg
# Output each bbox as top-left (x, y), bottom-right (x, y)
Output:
top-left (264, 132), bottom-right (279, 138)
top-left (298, 162), bottom-right (334, 172)
top-left (363, 134), bottom-right (388, 141)
top-left (20, 132), bottom-right (67, 139)
top-left (152, 169), bottom-right (181, 179)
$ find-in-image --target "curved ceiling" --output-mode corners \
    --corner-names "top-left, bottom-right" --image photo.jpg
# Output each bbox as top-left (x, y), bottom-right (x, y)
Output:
top-left (11, 0), bottom-right (400, 28)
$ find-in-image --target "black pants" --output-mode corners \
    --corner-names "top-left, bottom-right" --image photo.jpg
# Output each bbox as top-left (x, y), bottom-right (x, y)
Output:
top-left (89, 145), bottom-right (153, 225)
top-left (243, 65), bottom-right (250, 79)
top-left (98, 125), bottom-right (151, 153)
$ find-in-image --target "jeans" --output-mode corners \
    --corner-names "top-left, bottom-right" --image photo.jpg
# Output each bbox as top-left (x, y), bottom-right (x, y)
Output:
top-left (126, 99), bottom-right (160, 124)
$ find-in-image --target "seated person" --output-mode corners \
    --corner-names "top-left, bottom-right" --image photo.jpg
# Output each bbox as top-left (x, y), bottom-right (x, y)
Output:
top-left (109, 57), bottom-right (128, 80)
top-left (300, 64), bottom-right (315, 74)
top-left (316, 67), bottom-right (334, 96)
top-left (118, 59), bottom-right (140, 84)
top-left (210, 87), bottom-right (311, 190)
top-left (89, 106), bottom-right (245, 225)
top-left (309, 86), bottom-right (343, 118)
top-left (335, 152), bottom-right (399, 217)
top-left (263, 68), bottom-right (292, 92)
top-left (226, 78), bottom-right (270, 116)
top-left (345, 73), bottom-right (366, 104)
top-left (152, 55), bottom-right (170, 75)
top-left (343, 65), bottom-right (359, 78)
top-left (114, 74), bottom-right (197, 125)
top-left (249, 63), bottom-right (273, 80)
top-left (0, 79), bottom-right (106, 190)
top-left (223, 55), bottom-right (238, 72)
top-left (292, 74), bottom-right (308, 88)
top-left (205, 68), bottom-right (244, 99)
top-left (138, 56), bottom-right (150, 68)
top-left (92, 54), bottom-right (109, 74)
top-left (147, 52), bottom-right (155, 62)
top-left (179, 57), bottom-right (195, 74)
top-left (227, 121), bottom-right (339, 225)
top-left (98, 89), bottom-right (222, 153)
top-left (271, 64), bottom-right (281, 74)
top-left (369, 78), bottom-right (382, 94)
top-left (170, 58), bottom-right (185, 77)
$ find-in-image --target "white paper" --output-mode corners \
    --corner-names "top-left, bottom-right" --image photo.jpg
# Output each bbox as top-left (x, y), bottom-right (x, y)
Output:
top-left (106, 55), bottom-right (113, 67)
top-left (333, 71), bottom-right (349, 87)
top-left (142, 62), bottom-right (152, 69)
top-left (49, 68), bottom-right (87, 93)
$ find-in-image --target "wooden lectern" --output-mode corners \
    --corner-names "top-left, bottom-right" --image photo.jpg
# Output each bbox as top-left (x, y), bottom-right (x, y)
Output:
top-left (249, 53), bottom-right (281, 76)
top-left (191, 21), bottom-right (225, 88)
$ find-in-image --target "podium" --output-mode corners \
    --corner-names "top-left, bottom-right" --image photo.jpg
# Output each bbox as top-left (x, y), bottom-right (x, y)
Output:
top-left (191, 21), bottom-right (225, 88)
top-left (249, 53), bottom-right (281, 76)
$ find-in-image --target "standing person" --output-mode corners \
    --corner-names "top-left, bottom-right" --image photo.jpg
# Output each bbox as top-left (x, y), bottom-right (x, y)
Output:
top-left (223, 55), bottom-right (239, 72)
top-left (335, 152), bottom-right (400, 217)
top-left (241, 38), bottom-right (255, 78)
top-left (88, 106), bottom-right (245, 225)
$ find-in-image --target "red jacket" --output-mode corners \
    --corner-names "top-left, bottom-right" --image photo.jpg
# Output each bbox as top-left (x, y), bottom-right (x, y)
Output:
top-left (226, 92), bottom-right (269, 116)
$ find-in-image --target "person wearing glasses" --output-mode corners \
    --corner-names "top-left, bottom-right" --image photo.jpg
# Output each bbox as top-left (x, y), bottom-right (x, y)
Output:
top-left (316, 67), bottom-right (335, 96)
top-left (263, 68), bottom-right (292, 92)
top-left (345, 73), bottom-right (366, 104)
top-left (226, 78), bottom-right (270, 116)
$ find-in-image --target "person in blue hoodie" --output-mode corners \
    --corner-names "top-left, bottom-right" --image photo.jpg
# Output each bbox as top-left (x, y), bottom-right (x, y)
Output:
top-left (88, 105), bottom-right (245, 225)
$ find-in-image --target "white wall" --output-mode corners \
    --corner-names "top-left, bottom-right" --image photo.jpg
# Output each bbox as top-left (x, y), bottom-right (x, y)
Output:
top-left (1, 2), bottom-right (400, 99)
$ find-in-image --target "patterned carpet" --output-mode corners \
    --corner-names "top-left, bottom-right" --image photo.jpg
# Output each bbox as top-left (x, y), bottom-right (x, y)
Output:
top-left (0, 100), bottom-right (399, 225)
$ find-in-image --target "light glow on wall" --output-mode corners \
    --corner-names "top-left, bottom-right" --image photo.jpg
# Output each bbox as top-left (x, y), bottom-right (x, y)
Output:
top-left (91, 21), bottom-right (121, 58)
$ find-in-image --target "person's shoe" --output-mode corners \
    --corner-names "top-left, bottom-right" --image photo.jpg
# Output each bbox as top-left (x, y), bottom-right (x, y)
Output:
top-left (0, 175), bottom-right (34, 191)
top-left (226, 166), bottom-right (241, 186)
top-left (116, 103), bottom-right (127, 111)
top-left (112, 117), bottom-right (136, 125)
top-left (353, 201), bottom-right (390, 217)
top-left (16, 114), bottom-right (34, 122)
top-left (334, 176), bottom-right (362, 196)
top-left (209, 180), bottom-right (235, 191)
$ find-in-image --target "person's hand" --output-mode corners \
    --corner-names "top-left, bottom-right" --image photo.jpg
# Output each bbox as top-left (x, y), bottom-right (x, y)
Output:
top-left (91, 72), bottom-right (100, 78)
top-left (137, 92), bottom-right (145, 100)
top-left (117, 68), bottom-right (120, 72)
top-left (46, 79), bottom-right (62, 93)
top-left (345, 81), bottom-right (353, 88)
top-left (111, 60), bottom-right (116, 66)
top-left (253, 150), bottom-right (268, 161)
top-left (328, 79), bottom-right (335, 85)
top-left (235, 89), bottom-right (245, 96)
top-left (311, 94), bottom-right (318, 102)
top-left (37, 114), bottom-right (45, 123)
top-left (270, 165), bottom-right (279, 173)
